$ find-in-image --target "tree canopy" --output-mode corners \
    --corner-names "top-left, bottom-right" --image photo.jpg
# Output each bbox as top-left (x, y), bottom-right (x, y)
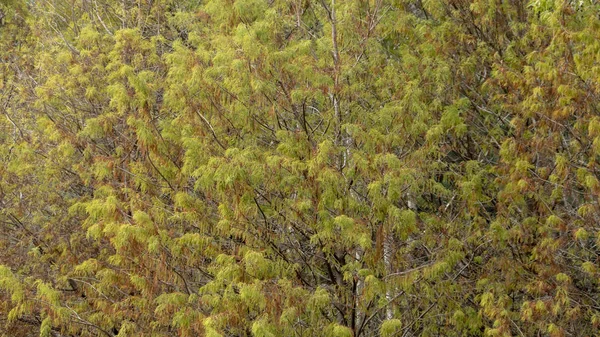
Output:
top-left (1, 0), bottom-right (600, 336)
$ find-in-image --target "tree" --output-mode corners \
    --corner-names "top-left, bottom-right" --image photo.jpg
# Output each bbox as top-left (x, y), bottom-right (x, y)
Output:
top-left (1, 0), bottom-right (600, 336)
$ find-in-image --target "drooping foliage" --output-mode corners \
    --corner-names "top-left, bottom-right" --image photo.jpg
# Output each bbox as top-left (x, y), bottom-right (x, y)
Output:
top-left (1, 0), bottom-right (600, 336)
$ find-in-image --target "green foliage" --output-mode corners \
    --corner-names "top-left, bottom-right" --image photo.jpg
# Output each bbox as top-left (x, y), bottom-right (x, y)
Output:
top-left (2, 0), bottom-right (600, 336)
top-left (380, 319), bottom-right (402, 337)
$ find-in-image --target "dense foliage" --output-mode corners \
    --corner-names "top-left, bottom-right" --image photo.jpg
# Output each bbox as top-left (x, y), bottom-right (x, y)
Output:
top-left (1, 0), bottom-right (600, 336)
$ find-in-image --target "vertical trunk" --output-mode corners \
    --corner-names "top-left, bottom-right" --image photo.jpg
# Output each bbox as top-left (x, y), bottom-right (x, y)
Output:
top-left (383, 229), bottom-right (394, 320)
top-left (354, 248), bottom-right (363, 332)
top-left (329, 0), bottom-right (342, 153)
